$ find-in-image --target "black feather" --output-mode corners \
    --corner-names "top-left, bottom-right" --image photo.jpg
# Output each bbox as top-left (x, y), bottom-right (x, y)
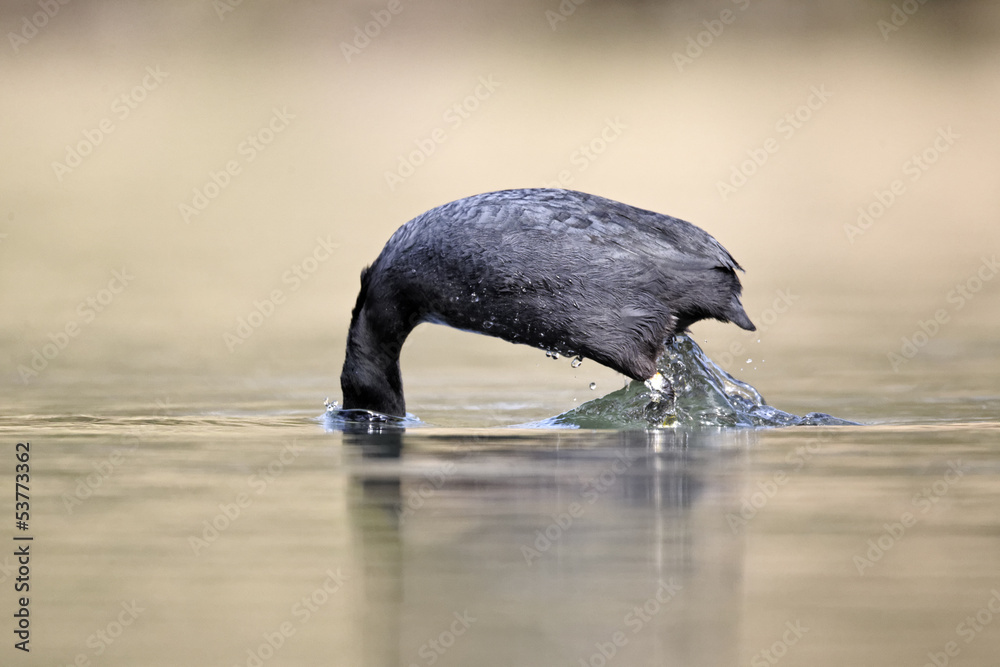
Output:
top-left (341, 188), bottom-right (755, 416)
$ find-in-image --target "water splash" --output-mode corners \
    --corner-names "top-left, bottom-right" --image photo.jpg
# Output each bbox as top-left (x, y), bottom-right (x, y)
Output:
top-left (325, 337), bottom-right (855, 431)
top-left (323, 399), bottom-right (422, 433)
top-left (542, 335), bottom-right (856, 429)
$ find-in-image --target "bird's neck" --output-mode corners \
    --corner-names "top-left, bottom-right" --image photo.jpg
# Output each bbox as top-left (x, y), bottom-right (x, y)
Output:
top-left (340, 307), bottom-right (408, 417)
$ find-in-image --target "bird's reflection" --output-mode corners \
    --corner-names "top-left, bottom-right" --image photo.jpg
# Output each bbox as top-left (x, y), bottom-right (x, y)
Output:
top-left (343, 427), bottom-right (754, 666)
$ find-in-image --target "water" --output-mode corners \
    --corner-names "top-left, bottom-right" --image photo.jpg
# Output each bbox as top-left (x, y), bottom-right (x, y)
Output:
top-left (5, 333), bottom-right (996, 666)
top-left (4, 4), bottom-right (1000, 665)
top-left (311, 344), bottom-right (997, 667)
top-left (327, 335), bottom-right (855, 429)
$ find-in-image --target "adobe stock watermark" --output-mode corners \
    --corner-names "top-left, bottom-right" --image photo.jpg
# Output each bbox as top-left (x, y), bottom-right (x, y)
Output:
top-left (716, 287), bottom-right (799, 369)
top-left (853, 460), bottom-right (964, 575)
top-left (407, 611), bottom-right (477, 667)
top-left (749, 620), bottom-right (810, 667)
top-left (0, 554), bottom-right (19, 586)
top-left (521, 448), bottom-right (638, 566)
top-left (179, 106), bottom-right (295, 223)
top-left (877, 0), bottom-right (929, 41)
top-left (920, 588), bottom-right (1000, 667)
top-left (235, 568), bottom-right (349, 667)
top-left (340, 0), bottom-right (410, 63)
top-left (888, 255), bottom-right (998, 372)
top-left (727, 472), bottom-right (788, 534)
top-left (212, 0), bottom-right (245, 21)
top-left (8, 0), bottom-right (73, 53)
top-left (578, 578), bottom-right (683, 667)
top-left (717, 85), bottom-right (832, 201)
top-left (51, 65), bottom-right (168, 182)
top-left (384, 75), bottom-right (501, 191)
top-left (544, 0), bottom-right (587, 31)
top-left (672, 0), bottom-right (752, 72)
top-left (188, 441), bottom-right (304, 556)
top-left (18, 267), bottom-right (134, 384)
top-left (726, 431), bottom-right (831, 534)
top-left (61, 432), bottom-right (141, 513)
top-left (397, 461), bottom-right (457, 525)
top-left (542, 117), bottom-right (627, 190)
top-left (60, 600), bottom-right (145, 666)
top-left (844, 126), bottom-right (959, 244)
top-left (223, 235), bottom-right (338, 352)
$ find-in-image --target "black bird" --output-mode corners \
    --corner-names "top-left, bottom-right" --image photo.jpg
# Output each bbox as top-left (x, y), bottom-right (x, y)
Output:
top-left (341, 188), bottom-right (755, 417)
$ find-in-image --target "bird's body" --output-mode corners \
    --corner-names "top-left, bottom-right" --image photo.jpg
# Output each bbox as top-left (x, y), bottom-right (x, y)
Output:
top-left (341, 188), bottom-right (755, 417)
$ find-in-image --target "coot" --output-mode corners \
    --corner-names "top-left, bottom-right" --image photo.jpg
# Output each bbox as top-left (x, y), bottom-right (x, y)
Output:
top-left (341, 188), bottom-right (755, 417)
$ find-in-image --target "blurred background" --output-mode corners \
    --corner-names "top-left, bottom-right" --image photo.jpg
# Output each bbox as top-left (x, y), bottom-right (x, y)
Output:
top-left (2, 0), bottom-right (999, 420)
top-left (3, 3), bottom-right (1000, 666)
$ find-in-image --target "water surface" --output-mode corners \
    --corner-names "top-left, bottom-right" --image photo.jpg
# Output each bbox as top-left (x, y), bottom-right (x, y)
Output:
top-left (3, 353), bottom-right (998, 666)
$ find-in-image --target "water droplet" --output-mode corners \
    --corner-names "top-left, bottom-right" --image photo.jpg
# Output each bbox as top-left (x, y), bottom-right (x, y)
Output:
top-left (470, 293), bottom-right (479, 303)
top-left (589, 382), bottom-right (597, 390)
top-left (483, 320), bottom-right (494, 329)
top-left (571, 356), bottom-right (583, 368)
top-left (746, 358), bottom-right (752, 363)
